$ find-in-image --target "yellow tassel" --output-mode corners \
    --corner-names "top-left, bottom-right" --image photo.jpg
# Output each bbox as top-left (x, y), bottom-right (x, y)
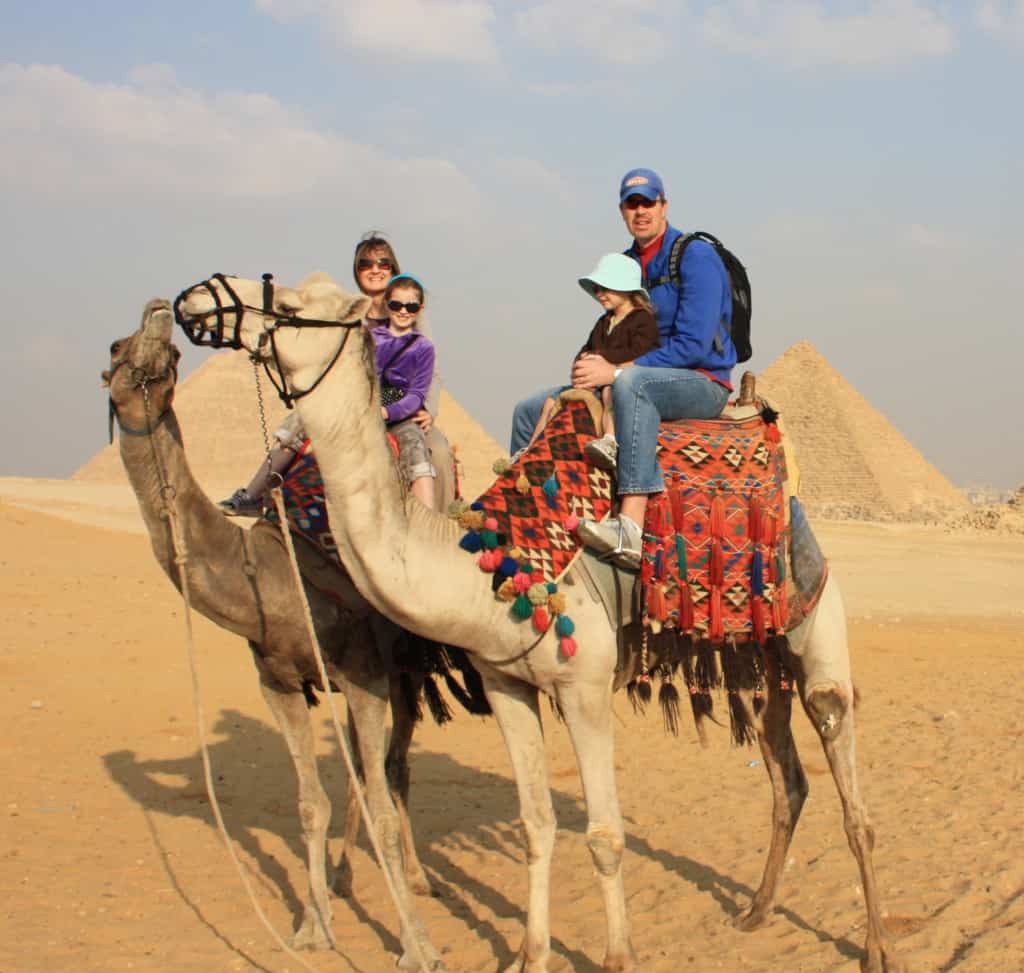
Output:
top-left (516, 473), bottom-right (531, 495)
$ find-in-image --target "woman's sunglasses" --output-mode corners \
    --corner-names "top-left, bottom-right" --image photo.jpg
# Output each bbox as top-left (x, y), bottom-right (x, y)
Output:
top-left (357, 258), bottom-right (393, 271)
top-left (387, 300), bottom-right (421, 314)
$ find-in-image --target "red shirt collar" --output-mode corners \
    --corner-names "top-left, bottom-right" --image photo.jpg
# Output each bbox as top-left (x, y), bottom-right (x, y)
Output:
top-left (635, 230), bottom-right (666, 273)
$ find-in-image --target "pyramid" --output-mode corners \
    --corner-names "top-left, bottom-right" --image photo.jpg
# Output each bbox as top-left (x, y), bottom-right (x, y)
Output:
top-left (758, 342), bottom-right (968, 521)
top-left (76, 351), bottom-right (503, 501)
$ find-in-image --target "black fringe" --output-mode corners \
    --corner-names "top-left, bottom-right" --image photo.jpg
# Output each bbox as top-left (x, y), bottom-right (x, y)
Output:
top-left (627, 681), bottom-right (647, 714)
top-left (423, 675), bottom-right (453, 725)
top-left (689, 688), bottom-right (714, 724)
top-left (636, 677), bottom-right (653, 705)
top-left (659, 681), bottom-right (681, 736)
top-left (445, 648), bottom-right (492, 715)
top-left (728, 692), bottom-right (756, 746)
top-left (695, 640), bottom-right (719, 691)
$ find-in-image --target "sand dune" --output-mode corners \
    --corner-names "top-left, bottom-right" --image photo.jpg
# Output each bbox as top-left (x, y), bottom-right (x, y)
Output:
top-left (2, 480), bottom-right (1022, 972)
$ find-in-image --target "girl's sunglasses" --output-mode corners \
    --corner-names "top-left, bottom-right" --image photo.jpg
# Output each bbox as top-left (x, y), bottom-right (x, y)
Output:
top-left (357, 258), bottom-right (393, 271)
top-left (387, 300), bottom-right (421, 314)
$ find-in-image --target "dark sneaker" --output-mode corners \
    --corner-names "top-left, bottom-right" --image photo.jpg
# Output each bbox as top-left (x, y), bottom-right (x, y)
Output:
top-left (218, 488), bottom-right (263, 518)
top-left (584, 434), bottom-right (618, 471)
top-left (576, 515), bottom-right (642, 570)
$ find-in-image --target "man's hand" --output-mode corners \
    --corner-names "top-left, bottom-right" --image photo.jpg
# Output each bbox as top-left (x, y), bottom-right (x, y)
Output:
top-left (412, 409), bottom-right (433, 432)
top-left (572, 353), bottom-right (617, 389)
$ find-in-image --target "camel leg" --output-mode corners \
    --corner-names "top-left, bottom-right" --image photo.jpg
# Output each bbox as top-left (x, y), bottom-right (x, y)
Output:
top-left (479, 670), bottom-right (556, 973)
top-left (799, 582), bottom-right (906, 973)
top-left (343, 668), bottom-right (443, 972)
top-left (733, 653), bottom-right (808, 931)
top-left (387, 671), bottom-right (433, 896)
top-left (331, 717), bottom-right (362, 898)
top-left (259, 678), bottom-right (335, 950)
top-left (557, 681), bottom-right (635, 973)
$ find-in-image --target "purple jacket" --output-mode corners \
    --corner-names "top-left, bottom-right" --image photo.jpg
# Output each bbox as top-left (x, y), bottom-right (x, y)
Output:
top-left (371, 325), bottom-right (436, 424)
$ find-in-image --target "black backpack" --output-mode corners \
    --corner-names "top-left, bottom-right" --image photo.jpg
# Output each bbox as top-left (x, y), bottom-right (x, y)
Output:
top-left (645, 231), bottom-right (752, 363)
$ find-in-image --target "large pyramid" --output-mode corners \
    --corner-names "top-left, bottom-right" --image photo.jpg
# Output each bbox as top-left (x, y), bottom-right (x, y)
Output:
top-left (759, 342), bottom-right (968, 521)
top-left (75, 351), bottom-right (503, 500)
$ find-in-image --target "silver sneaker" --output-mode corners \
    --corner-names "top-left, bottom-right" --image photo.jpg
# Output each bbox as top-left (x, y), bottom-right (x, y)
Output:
top-left (576, 515), bottom-right (642, 570)
top-left (218, 487), bottom-right (263, 518)
top-left (584, 434), bottom-right (618, 471)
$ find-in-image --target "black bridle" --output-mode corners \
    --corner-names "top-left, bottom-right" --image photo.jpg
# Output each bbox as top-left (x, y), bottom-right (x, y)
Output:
top-left (172, 272), bottom-right (363, 408)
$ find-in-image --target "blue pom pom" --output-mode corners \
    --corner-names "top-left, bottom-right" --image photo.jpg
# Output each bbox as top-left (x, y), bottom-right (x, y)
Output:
top-left (751, 549), bottom-right (764, 595)
top-left (546, 582), bottom-right (558, 593)
top-left (499, 557), bottom-right (519, 577)
top-left (459, 530), bottom-right (482, 553)
top-left (542, 475), bottom-right (559, 497)
top-left (555, 615), bottom-right (575, 637)
top-left (470, 501), bottom-right (485, 511)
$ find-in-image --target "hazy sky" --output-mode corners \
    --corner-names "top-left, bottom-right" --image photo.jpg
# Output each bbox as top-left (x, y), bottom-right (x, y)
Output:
top-left (2, 1), bottom-right (1022, 488)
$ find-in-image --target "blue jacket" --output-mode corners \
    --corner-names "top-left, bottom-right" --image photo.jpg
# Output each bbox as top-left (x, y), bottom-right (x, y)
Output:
top-left (626, 224), bottom-right (736, 386)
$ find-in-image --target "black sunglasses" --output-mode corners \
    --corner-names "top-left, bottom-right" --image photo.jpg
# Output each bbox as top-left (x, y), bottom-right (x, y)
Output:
top-left (387, 299), bottom-right (421, 314)
top-left (358, 257), bottom-right (393, 271)
top-left (622, 196), bottom-right (662, 211)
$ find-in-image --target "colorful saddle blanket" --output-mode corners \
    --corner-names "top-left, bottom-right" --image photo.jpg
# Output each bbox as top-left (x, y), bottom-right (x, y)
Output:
top-left (264, 443), bottom-right (340, 561)
top-left (639, 415), bottom-right (797, 643)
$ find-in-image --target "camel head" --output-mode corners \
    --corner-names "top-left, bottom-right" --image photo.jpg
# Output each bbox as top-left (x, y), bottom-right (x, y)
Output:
top-left (173, 273), bottom-right (371, 404)
top-left (103, 299), bottom-right (181, 436)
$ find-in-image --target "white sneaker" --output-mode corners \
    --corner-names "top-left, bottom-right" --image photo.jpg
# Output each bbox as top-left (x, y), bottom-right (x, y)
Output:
top-left (584, 434), bottom-right (618, 471)
top-left (576, 515), bottom-right (642, 570)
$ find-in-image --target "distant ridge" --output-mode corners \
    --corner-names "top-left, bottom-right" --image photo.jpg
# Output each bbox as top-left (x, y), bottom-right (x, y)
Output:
top-left (76, 350), bottom-right (502, 500)
top-left (759, 341), bottom-right (968, 521)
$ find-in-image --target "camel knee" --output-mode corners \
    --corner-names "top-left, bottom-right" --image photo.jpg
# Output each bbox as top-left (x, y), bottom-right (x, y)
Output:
top-left (586, 824), bottom-right (625, 877)
top-left (298, 794), bottom-right (331, 838)
top-left (805, 682), bottom-right (851, 741)
top-left (521, 811), bottom-right (556, 865)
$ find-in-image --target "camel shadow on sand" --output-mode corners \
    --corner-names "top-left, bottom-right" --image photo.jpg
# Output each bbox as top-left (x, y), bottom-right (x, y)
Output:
top-left (103, 707), bottom-right (862, 970)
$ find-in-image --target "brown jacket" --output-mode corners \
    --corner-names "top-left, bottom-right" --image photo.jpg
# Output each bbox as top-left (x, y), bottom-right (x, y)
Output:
top-left (577, 307), bottom-right (660, 366)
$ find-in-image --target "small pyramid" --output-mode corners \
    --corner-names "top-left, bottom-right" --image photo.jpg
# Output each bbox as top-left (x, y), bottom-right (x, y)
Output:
top-left (76, 351), bottom-right (502, 500)
top-left (759, 342), bottom-right (968, 520)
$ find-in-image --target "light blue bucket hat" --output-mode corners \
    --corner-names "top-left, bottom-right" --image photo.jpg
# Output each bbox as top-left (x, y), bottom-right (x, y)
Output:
top-left (578, 253), bottom-right (649, 301)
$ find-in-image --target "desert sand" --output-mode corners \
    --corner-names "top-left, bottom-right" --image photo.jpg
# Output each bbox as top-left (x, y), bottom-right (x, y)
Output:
top-left (2, 470), bottom-right (1023, 973)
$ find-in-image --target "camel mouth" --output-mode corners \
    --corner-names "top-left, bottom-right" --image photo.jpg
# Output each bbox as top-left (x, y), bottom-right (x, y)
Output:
top-left (173, 276), bottom-right (245, 350)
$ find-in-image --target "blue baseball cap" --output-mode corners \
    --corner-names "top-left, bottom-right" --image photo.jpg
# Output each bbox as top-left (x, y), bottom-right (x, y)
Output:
top-left (619, 168), bottom-right (664, 203)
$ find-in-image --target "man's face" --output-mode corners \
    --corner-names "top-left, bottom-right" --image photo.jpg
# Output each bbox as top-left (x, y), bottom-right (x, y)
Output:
top-left (620, 195), bottom-right (668, 246)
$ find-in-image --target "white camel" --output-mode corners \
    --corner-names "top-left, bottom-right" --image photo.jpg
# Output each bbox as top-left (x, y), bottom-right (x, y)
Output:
top-left (174, 273), bottom-right (905, 973)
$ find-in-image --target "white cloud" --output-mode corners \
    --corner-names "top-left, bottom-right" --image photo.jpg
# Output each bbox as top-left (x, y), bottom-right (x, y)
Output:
top-left (0, 62), bottom-right (481, 224)
top-left (514, 0), bottom-right (670, 64)
top-left (976, 0), bottom-right (1024, 46)
top-left (256, 0), bottom-right (498, 64)
top-left (702, 0), bottom-right (956, 68)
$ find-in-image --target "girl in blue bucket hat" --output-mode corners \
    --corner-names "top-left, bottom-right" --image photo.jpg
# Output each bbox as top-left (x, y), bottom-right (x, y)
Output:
top-left (521, 253), bottom-right (659, 460)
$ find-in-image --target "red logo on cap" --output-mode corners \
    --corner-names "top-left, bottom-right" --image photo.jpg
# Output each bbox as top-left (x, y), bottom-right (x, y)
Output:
top-left (624, 175), bottom-right (649, 187)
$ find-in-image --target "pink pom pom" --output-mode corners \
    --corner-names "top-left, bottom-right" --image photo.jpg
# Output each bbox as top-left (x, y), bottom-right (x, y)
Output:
top-left (513, 572), bottom-right (532, 594)
top-left (484, 517), bottom-right (498, 531)
top-left (564, 513), bottom-right (580, 532)
top-left (560, 636), bottom-right (578, 658)
top-left (478, 551), bottom-right (498, 572)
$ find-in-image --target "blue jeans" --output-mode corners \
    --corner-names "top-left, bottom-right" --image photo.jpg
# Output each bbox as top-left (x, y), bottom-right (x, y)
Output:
top-left (510, 385), bottom-right (568, 453)
top-left (613, 367), bottom-right (729, 495)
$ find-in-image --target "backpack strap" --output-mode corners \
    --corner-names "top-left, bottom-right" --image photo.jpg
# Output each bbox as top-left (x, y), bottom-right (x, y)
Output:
top-left (644, 232), bottom-right (728, 355)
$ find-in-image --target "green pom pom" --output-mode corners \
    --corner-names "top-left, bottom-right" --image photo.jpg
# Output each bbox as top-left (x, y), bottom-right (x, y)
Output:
top-left (556, 615), bottom-right (575, 637)
top-left (492, 457), bottom-right (511, 475)
top-left (512, 594), bottom-right (532, 620)
top-left (447, 498), bottom-right (469, 520)
top-left (527, 582), bottom-right (549, 606)
top-left (480, 528), bottom-right (498, 550)
top-left (542, 475), bottom-right (559, 497)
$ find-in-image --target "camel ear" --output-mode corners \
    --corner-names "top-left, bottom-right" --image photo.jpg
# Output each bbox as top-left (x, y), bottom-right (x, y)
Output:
top-left (338, 293), bottom-right (372, 324)
top-left (274, 287), bottom-right (305, 315)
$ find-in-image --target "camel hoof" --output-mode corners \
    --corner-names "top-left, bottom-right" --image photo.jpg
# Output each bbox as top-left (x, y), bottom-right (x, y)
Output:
top-left (500, 945), bottom-right (549, 972)
top-left (397, 945), bottom-right (446, 972)
top-left (290, 912), bottom-right (335, 951)
top-left (731, 905), bottom-right (769, 932)
top-left (860, 948), bottom-right (908, 973)
top-left (408, 871), bottom-right (435, 897)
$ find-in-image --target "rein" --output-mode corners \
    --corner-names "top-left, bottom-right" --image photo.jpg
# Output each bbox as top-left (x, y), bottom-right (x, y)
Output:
top-left (106, 357), bottom-right (177, 444)
top-left (173, 272), bottom-right (362, 409)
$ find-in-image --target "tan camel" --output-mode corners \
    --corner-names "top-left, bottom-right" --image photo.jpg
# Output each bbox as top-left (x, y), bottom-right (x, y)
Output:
top-left (105, 298), bottom-right (454, 968)
top-left (174, 273), bottom-right (906, 973)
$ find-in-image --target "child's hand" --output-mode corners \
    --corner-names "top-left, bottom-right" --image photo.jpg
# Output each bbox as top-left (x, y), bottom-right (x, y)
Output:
top-left (381, 407), bottom-right (389, 421)
top-left (412, 409), bottom-right (433, 432)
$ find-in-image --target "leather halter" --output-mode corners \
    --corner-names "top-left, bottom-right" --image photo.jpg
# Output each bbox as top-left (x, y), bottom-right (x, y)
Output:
top-left (106, 356), bottom-right (177, 443)
top-left (173, 272), bottom-right (362, 408)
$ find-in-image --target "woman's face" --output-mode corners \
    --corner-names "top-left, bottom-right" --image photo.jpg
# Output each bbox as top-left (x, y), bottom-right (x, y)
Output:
top-left (355, 246), bottom-right (395, 298)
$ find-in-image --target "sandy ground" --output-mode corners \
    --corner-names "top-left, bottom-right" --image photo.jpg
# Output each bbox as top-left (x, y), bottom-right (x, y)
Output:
top-left (2, 478), bottom-right (1023, 973)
